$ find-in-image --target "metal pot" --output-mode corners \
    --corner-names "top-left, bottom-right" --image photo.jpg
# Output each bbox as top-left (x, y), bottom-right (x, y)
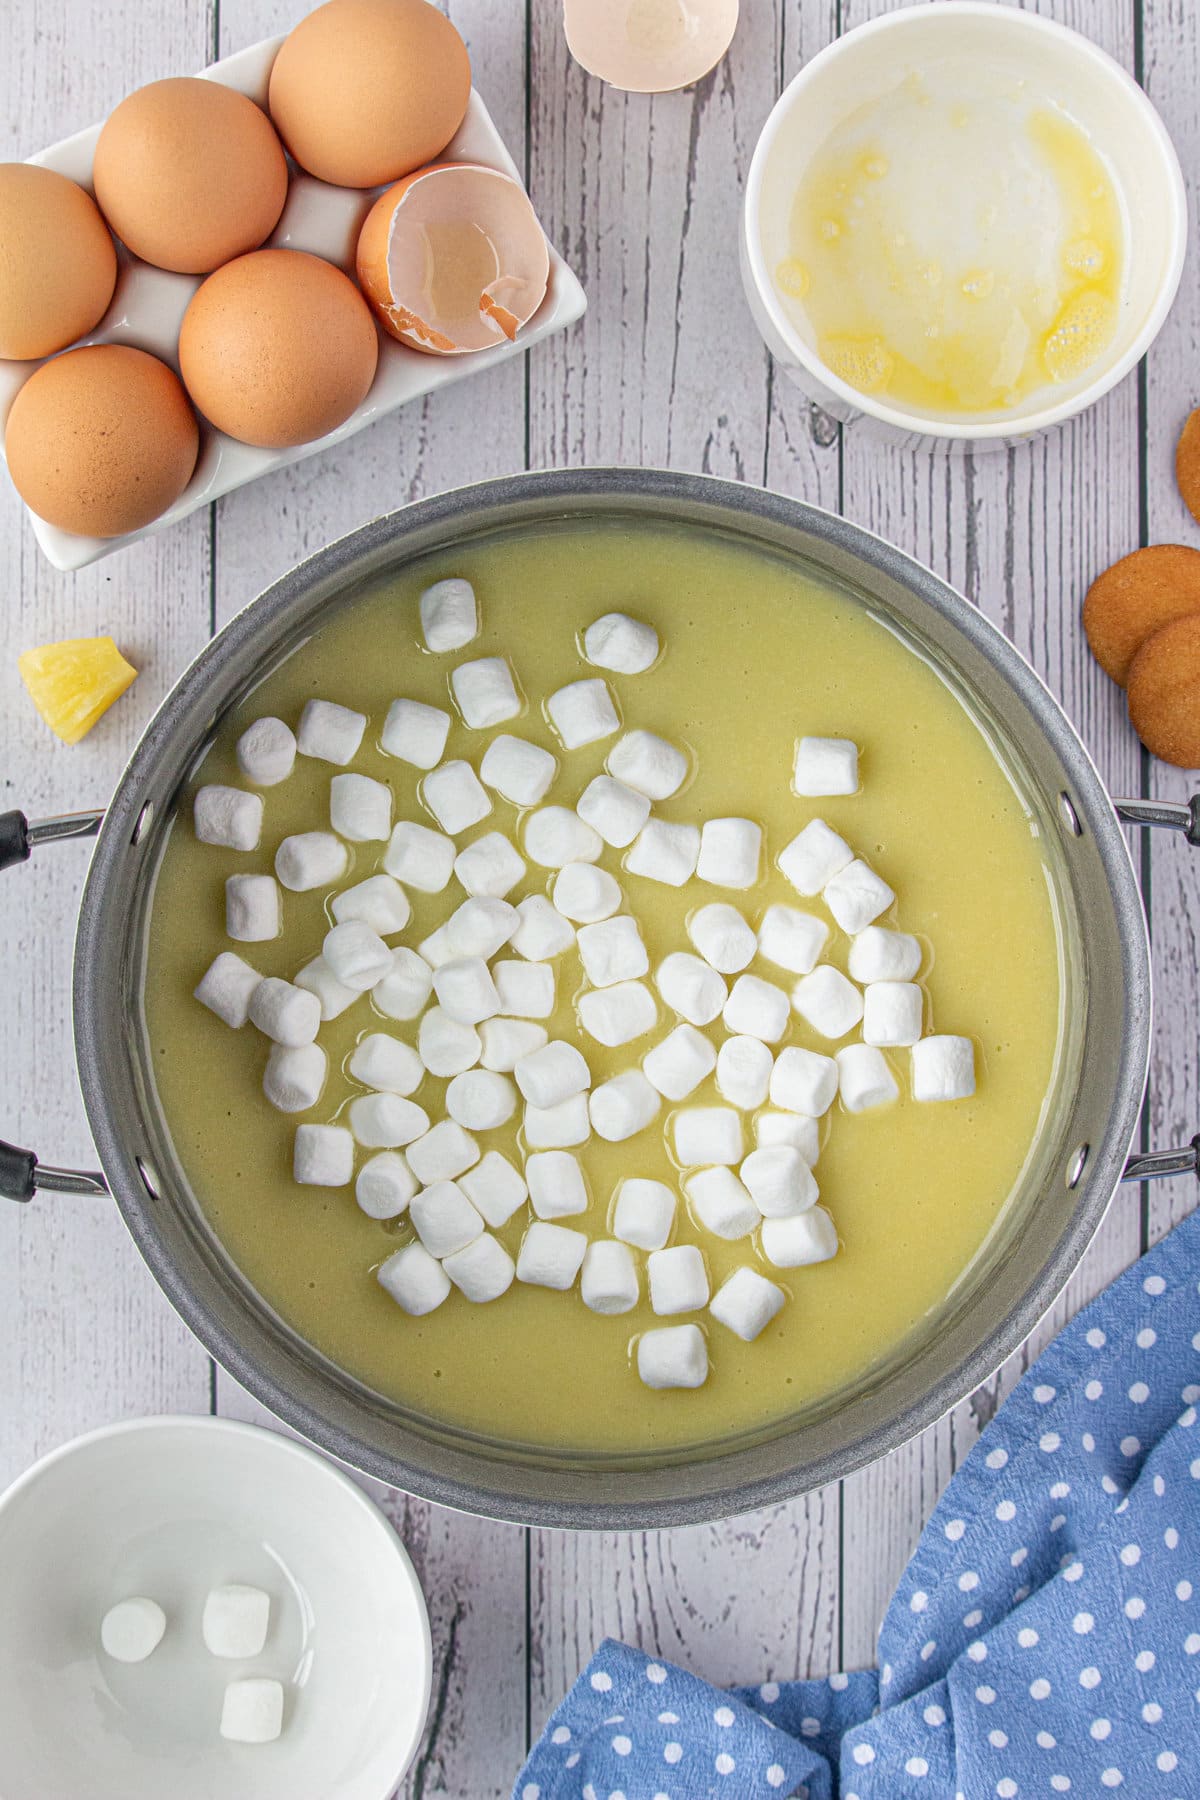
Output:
top-left (3, 469), bottom-right (1196, 1529)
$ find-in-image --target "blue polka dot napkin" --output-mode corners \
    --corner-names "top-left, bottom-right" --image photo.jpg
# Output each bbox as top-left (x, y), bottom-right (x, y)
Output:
top-left (513, 1207), bottom-right (1200, 1800)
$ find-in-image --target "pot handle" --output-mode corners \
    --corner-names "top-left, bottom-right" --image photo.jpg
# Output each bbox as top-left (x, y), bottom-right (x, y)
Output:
top-left (0, 808), bottom-right (110, 1203)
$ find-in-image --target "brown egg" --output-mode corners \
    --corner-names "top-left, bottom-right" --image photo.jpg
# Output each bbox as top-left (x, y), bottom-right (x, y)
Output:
top-left (267, 0), bottom-right (471, 189)
top-left (177, 248), bottom-right (378, 448)
top-left (92, 78), bottom-right (288, 275)
top-left (5, 344), bottom-right (199, 537)
top-left (0, 164), bottom-right (117, 360)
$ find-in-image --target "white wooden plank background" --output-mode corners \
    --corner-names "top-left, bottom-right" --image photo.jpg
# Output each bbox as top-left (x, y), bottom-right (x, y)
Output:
top-left (1, 1), bottom-right (1197, 1792)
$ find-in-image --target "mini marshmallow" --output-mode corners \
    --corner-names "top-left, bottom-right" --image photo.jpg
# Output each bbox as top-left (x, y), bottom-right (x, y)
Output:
top-left (608, 729), bottom-right (688, 800)
top-left (294, 1123), bottom-right (354, 1186)
top-left (248, 977), bottom-right (321, 1046)
top-left (433, 956), bottom-right (502, 1024)
top-left (576, 774), bottom-right (651, 850)
top-left (349, 1032), bottom-right (423, 1094)
top-left (911, 1035), bottom-right (976, 1102)
top-left (220, 1678), bottom-right (284, 1745)
top-left (526, 1148), bottom-right (589, 1219)
top-left (655, 952), bottom-right (726, 1026)
top-left (710, 1267), bottom-right (785, 1342)
top-left (577, 915), bottom-right (649, 987)
top-left (296, 954), bottom-right (359, 1022)
top-left (761, 1207), bottom-right (839, 1267)
top-left (100, 1597), bottom-right (166, 1664)
top-left (275, 831), bottom-right (348, 892)
top-left (848, 926), bottom-right (922, 984)
top-left (578, 980), bottom-right (657, 1048)
top-left (454, 831), bottom-right (526, 899)
top-left (195, 952), bottom-right (261, 1028)
top-left (410, 1180), bottom-right (485, 1257)
top-left (553, 861), bottom-right (622, 923)
top-left (442, 1232), bottom-right (515, 1303)
top-left (741, 1145), bottom-right (818, 1218)
top-left (203, 1585), bottom-right (270, 1660)
top-left (324, 920), bottom-right (393, 992)
top-left (769, 1045), bottom-right (838, 1117)
top-left (373, 947), bottom-right (434, 1021)
top-left (613, 1177), bottom-right (677, 1251)
top-left (418, 1008), bottom-right (481, 1076)
top-left (264, 1042), bottom-right (327, 1113)
top-left (494, 959), bottom-right (555, 1018)
top-left (297, 698), bottom-right (365, 766)
top-left (778, 818), bottom-right (853, 896)
top-left (479, 1017), bottom-right (548, 1071)
top-left (684, 1166), bottom-right (759, 1240)
top-left (642, 1023), bottom-right (717, 1100)
top-left (637, 1323), bottom-right (708, 1389)
top-left (716, 1035), bottom-right (773, 1110)
top-left (673, 1105), bottom-right (744, 1166)
top-left (445, 896), bottom-right (518, 959)
top-left (420, 575), bottom-right (478, 652)
top-left (793, 735), bottom-right (859, 797)
top-left (723, 973), bottom-right (790, 1043)
top-left (757, 904), bottom-right (829, 976)
top-left (516, 1220), bottom-right (588, 1289)
top-left (446, 1069), bottom-right (517, 1130)
top-left (331, 873), bottom-right (410, 936)
top-left (626, 819), bottom-right (700, 888)
top-left (378, 1241), bottom-right (451, 1314)
top-left (515, 1039), bottom-right (591, 1109)
top-left (824, 858), bottom-right (895, 935)
top-left (511, 895), bottom-right (575, 961)
top-left (460, 1151), bottom-right (528, 1227)
top-left (837, 1043), bottom-right (900, 1112)
top-left (417, 925), bottom-right (456, 970)
top-left (524, 1094), bottom-right (591, 1148)
top-left (349, 1092), bottom-right (430, 1148)
top-left (480, 733), bottom-right (557, 806)
top-left (581, 1240), bottom-right (640, 1315)
top-left (755, 1110), bottom-right (821, 1164)
top-left (791, 966), bottom-right (864, 1040)
top-left (451, 656), bottom-right (521, 729)
top-left (524, 806), bottom-right (602, 868)
top-left (590, 1070), bottom-right (661, 1142)
top-left (583, 611), bottom-right (659, 674)
top-left (236, 715), bottom-right (296, 787)
top-left (546, 676), bottom-right (619, 749)
top-left (697, 817), bottom-right (762, 890)
top-left (355, 1151), bottom-right (417, 1219)
top-left (381, 697), bottom-right (450, 769)
top-left (687, 902), bottom-right (756, 974)
top-left (423, 760), bottom-right (492, 835)
top-left (406, 1119), bottom-right (480, 1183)
top-left (194, 784), bottom-right (263, 851)
top-left (648, 1244), bottom-right (709, 1315)
top-left (330, 772), bottom-right (391, 843)
top-left (863, 980), bottom-right (924, 1048)
top-left (384, 820), bottom-right (456, 892)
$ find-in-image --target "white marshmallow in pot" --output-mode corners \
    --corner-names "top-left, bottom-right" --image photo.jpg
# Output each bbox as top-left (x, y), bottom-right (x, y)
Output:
top-left (202, 1585), bottom-right (270, 1659)
top-left (417, 925), bottom-right (456, 970)
top-left (373, 947), bottom-right (434, 1022)
top-left (297, 954), bottom-right (359, 1023)
top-left (380, 697), bottom-right (451, 770)
top-left (626, 819), bottom-right (700, 888)
top-left (479, 1017), bottom-right (548, 1071)
top-left (480, 733), bottom-right (557, 806)
top-left (672, 1105), bottom-right (744, 1167)
top-left (420, 576), bottom-right (478, 652)
top-left (446, 1069), bottom-right (517, 1130)
top-left (642, 1023), bottom-right (716, 1100)
top-left (442, 1233), bottom-right (515, 1303)
top-left (687, 902), bottom-right (756, 974)
top-left (589, 1071), bottom-right (661, 1142)
top-left (422, 760), bottom-right (492, 836)
top-left (510, 895), bottom-right (575, 961)
top-left (445, 896), bottom-right (519, 960)
top-left (911, 1035), bottom-right (976, 1102)
top-left (710, 1268), bottom-right (786, 1342)
top-left (613, 1177), bottom-right (676, 1251)
top-left (523, 1094), bottom-right (591, 1149)
top-left (582, 1240), bottom-right (640, 1315)
top-left (757, 904), bottom-right (829, 976)
top-left (294, 1123), bottom-right (353, 1186)
top-left (349, 1092), bottom-right (430, 1148)
top-left (577, 916), bottom-right (648, 988)
top-left (637, 1323), bottom-right (708, 1389)
top-left (863, 980), bottom-right (924, 1048)
top-left (248, 978), bottom-right (321, 1047)
top-left (377, 1242), bottom-right (451, 1315)
top-left (454, 832), bottom-right (526, 900)
top-left (697, 817), bottom-right (762, 890)
top-left (716, 1035), bottom-right (773, 1111)
top-left (778, 817), bottom-right (853, 896)
top-left (553, 861), bottom-right (622, 923)
top-left (433, 956), bottom-right (502, 1025)
top-left (355, 1151), bottom-right (417, 1220)
top-left (225, 874), bottom-right (280, 944)
top-left (524, 806), bottom-right (602, 868)
top-left (741, 1145), bottom-right (818, 1218)
top-left (848, 925), bottom-right (922, 984)
top-left (578, 980), bottom-right (657, 1048)
top-left (769, 1045), bottom-right (838, 1117)
top-left (583, 611), bottom-right (659, 674)
top-left (330, 772), bottom-right (391, 842)
top-left (236, 716), bottom-right (296, 787)
top-left (836, 1043), bottom-right (900, 1112)
top-left (194, 784), bottom-right (263, 851)
top-left (723, 973), bottom-right (790, 1043)
top-left (823, 858), bottom-right (895, 935)
top-left (761, 1207), bottom-right (839, 1268)
top-left (576, 774), bottom-right (651, 850)
top-left (264, 1042), bottom-right (327, 1113)
top-left (516, 1220), bottom-right (588, 1290)
top-left (418, 1007), bottom-right (481, 1077)
top-left (275, 831), bottom-right (348, 893)
top-left (648, 1244), bottom-right (709, 1315)
top-left (755, 1109), bottom-right (820, 1165)
top-left (195, 951), bottom-right (262, 1029)
top-left (655, 952), bottom-right (726, 1026)
top-left (451, 656), bottom-right (521, 729)
top-left (460, 1151), bottom-right (528, 1227)
top-left (526, 1148), bottom-right (589, 1219)
top-left (684, 1166), bottom-right (760, 1241)
top-left (384, 820), bottom-right (455, 892)
top-left (220, 1678), bottom-right (284, 1745)
top-left (410, 1180), bottom-right (485, 1258)
top-left (349, 1033), bottom-right (423, 1095)
top-left (546, 676), bottom-right (620, 748)
top-left (297, 698), bottom-right (366, 766)
top-left (407, 1119), bottom-right (480, 1183)
top-left (791, 966), bottom-right (864, 1040)
top-left (608, 729), bottom-right (688, 800)
top-left (494, 959), bottom-right (556, 1019)
top-left (324, 920), bottom-right (393, 992)
top-left (332, 873), bottom-right (410, 936)
top-left (792, 736), bottom-right (859, 797)
top-left (515, 1039), bottom-right (591, 1109)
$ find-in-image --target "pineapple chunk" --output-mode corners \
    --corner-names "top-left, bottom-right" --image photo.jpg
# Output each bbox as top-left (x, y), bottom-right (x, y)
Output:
top-left (18, 636), bottom-right (138, 746)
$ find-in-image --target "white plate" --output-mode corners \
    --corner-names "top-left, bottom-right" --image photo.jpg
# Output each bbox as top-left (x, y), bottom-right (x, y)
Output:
top-left (0, 35), bottom-right (587, 570)
top-left (0, 1416), bottom-right (432, 1800)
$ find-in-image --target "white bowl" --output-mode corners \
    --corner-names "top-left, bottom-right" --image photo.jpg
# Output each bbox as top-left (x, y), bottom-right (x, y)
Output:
top-left (741, 2), bottom-right (1187, 449)
top-left (0, 1417), bottom-right (431, 1800)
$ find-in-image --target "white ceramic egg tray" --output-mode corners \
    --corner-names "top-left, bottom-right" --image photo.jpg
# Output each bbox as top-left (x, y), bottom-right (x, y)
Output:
top-left (0, 37), bottom-right (587, 572)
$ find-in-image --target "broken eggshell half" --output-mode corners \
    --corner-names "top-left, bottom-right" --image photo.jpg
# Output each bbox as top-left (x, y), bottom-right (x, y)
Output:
top-left (562, 0), bottom-right (739, 94)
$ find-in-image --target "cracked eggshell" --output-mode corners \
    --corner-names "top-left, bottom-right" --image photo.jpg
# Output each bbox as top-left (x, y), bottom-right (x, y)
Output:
top-left (563, 0), bottom-right (739, 94)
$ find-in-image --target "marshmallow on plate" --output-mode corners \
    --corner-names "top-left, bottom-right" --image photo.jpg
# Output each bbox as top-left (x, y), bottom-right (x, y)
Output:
top-left (406, 1120), bottom-right (480, 1183)
top-left (380, 697), bottom-right (450, 770)
top-left (740, 1145), bottom-right (818, 1218)
top-left (577, 915), bottom-right (648, 987)
top-left (578, 979), bottom-right (657, 1048)
top-left (510, 895), bottom-right (575, 961)
top-left (590, 1071), bottom-right (661, 1142)
top-left (642, 1023), bottom-right (716, 1100)
top-left (791, 965), bottom-right (864, 1040)
top-left (479, 1017), bottom-right (548, 1071)
top-left (373, 947), bottom-right (434, 1021)
top-left (410, 1180), bottom-right (484, 1257)
top-left (355, 1151), bottom-right (417, 1219)
top-left (460, 1151), bottom-right (528, 1226)
top-left (582, 1240), bottom-right (640, 1314)
top-left (264, 1042), bottom-right (327, 1113)
top-left (626, 819), bottom-right (700, 887)
top-left (761, 1207), bottom-right (839, 1267)
top-left (792, 736), bottom-right (859, 797)
top-left (637, 1323), bottom-right (707, 1389)
top-left (275, 831), bottom-right (348, 892)
top-left (546, 677), bottom-right (619, 749)
top-left (349, 1092), bottom-right (429, 1148)
top-left (516, 1220), bottom-right (588, 1289)
top-left (494, 959), bottom-right (556, 1018)
top-left (583, 611), bottom-right (659, 674)
top-left (384, 820), bottom-right (456, 892)
top-left (576, 774), bottom-right (650, 849)
top-left (330, 772), bottom-right (391, 842)
top-left (524, 806), bottom-right (602, 868)
top-left (331, 873), bottom-right (410, 936)
top-left (515, 1039), bottom-right (590, 1109)
top-left (716, 1035), bottom-right (773, 1110)
top-left (294, 1123), bottom-right (354, 1186)
top-left (655, 951), bottom-right (726, 1026)
top-left (480, 733), bottom-right (557, 806)
top-left (349, 1033), bottom-right (423, 1095)
top-left (442, 1233), bottom-right (515, 1303)
top-left (836, 1044), bottom-right (900, 1112)
top-left (648, 1244), bottom-right (709, 1315)
top-left (220, 1678), bottom-right (284, 1745)
top-left (418, 1007), bottom-right (482, 1076)
top-left (612, 1177), bottom-right (676, 1251)
top-left (445, 896), bottom-right (518, 959)
top-left (195, 951), bottom-right (261, 1028)
top-left (526, 1148), bottom-right (589, 1219)
top-left (697, 817), bottom-right (762, 889)
top-left (423, 760), bottom-right (492, 835)
top-left (673, 1106), bottom-right (744, 1166)
top-left (377, 1242), bottom-right (451, 1314)
top-left (823, 859), bottom-right (895, 934)
top-left (608, 729), bottom-right (688, 800)
top-left (553, 861), bottom-right (622, 923)
top-left (236, 716), bottom-right (296, 787)
top-left (420, 576), bottom-right (478, 652)
top-left (100, 1598), bottom-right (166, 1664)
top-left (756, 1109), bottom-right (821, 1163)
top-left (911, 1035), bottom-right (976, 1102)
top-left (723, 973), bottom-right (790, 1043)
top-left (451, 656), bottom-right (521, 729)
top-left (778, 818), bottom-right (853, 896)
top-left (687, 902), bottom-right (756, 974)
top-left (684, 1166), bottom-right (759, 1241)
top-left (848, 925), bottom-right (922, 984)
top-left (296, 954), bottom-right (359, 1022)
top-left (194, 785), bottom-right (263, 851)
top-left (710, 1267), bottom-right (786, 1342)
top-left (863, 980), bottom-right (923, 1048)
top-left (454, 831), bottom-right (526, 899)
top-left (203, 1585), bottom-right (270, 1659)
top-left (248, 978), bottom-right (321, 1046)
top-left (324, 920), bottom-right (393, 991)
top-left (769, 1045), bottom-right (838, 1117)
top-left (433, 957), bottom-right (502, 1025)
top-left (757, 904), bottom-right (828, 975)
top-left (524, 1094), bottom-right (591, 1148)
top-left (297, 698), bottom-right (365, 766)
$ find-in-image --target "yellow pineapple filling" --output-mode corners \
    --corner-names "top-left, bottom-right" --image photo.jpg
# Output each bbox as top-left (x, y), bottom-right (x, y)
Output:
top-left (18, 636), bottom-right (138, 745)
